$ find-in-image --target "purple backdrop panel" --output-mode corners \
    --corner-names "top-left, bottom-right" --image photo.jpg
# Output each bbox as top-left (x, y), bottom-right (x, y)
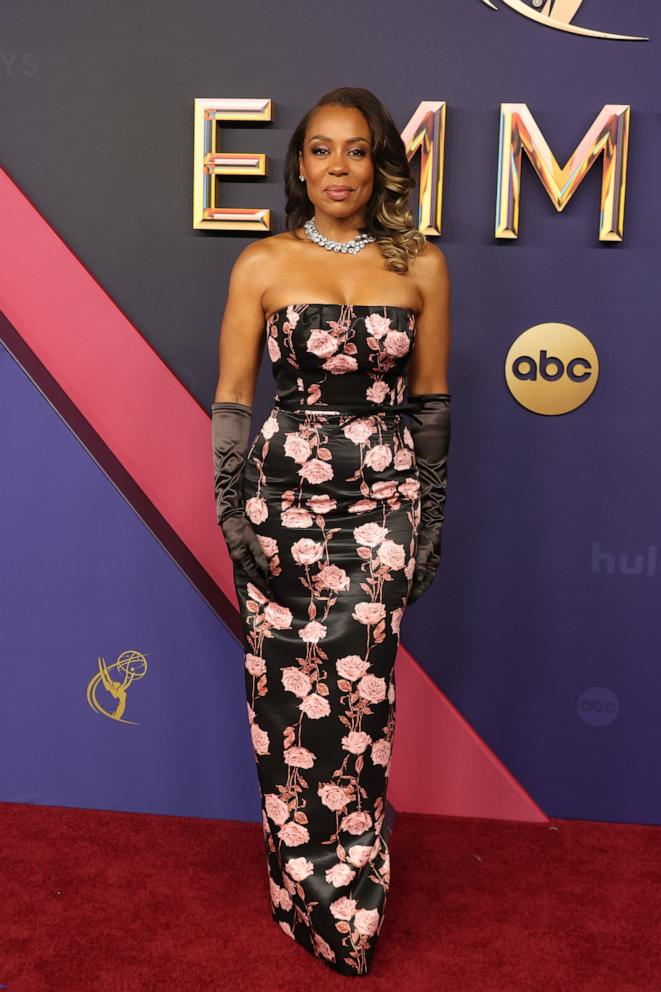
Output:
top-left (402, 298), bottom-right (661, 825)
top-left (0, 343), bottom-right (261, 823)
top-left (0, 0), bottom-right (660, 824)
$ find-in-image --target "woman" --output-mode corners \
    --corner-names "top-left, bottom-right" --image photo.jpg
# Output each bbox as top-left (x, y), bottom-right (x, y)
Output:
top-left (211, 86), bottom-right (451, 976)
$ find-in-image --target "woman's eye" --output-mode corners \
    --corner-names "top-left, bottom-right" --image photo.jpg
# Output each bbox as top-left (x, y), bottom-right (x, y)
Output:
top-left (311, 147), bottom-right (367, 157)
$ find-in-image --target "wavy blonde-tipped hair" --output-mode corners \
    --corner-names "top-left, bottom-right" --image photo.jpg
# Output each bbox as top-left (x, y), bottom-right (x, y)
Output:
top-left (284, 87), bottom-right (427, 274)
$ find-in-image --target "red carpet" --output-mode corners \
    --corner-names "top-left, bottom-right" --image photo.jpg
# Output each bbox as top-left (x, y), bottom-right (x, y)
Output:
top-left (1, 801), bottom-right (658, 991)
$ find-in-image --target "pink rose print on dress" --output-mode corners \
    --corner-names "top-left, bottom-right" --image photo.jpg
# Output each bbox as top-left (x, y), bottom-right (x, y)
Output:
top-left (312, 931), bottom-right (336, 962)
top-left (245, 495), bottom-right (268, 525)
top-left (317, 782), bottom-right (352, 812)
top-left (367, 380), bottom-right (390, 403)
top-left (284, 432), bottom-right (311, 464)
top-left (234, 304), bottom-right (419, 976)
top-left (299, 693), bottom-right (331, 719)
top-left (306, 493), bottom-right (337, 514)
top-left (325, 861), bottom-right (357, 887)
top-left (364, 312), bottom-right (391, 338)
top-left (354, 907), bottom-right (380, 936)
top-left (286, 857), bottom-right (315, 881)
top-left (314, 564), bottom-right (350, 594)
top-left (353, 602), bottom-right (386, 626)
top-left (340, 810), bottom-right (373, 835)
top-left (357, 674), bottom-right (387, 704)
top-left (278, 821), bottom-right (311, 847)
top-left (353, 522), bottom-right (388, 547)
top-left (323, 353), bottom-right (359, 375)
top-left (307, 329), bottom-right (339, 359)
top-left (250, 722), bottom-right (270, 756)
top-left (282, 667), bottom-right (312, 698)
top-left (283, 746), bottom-right (316, 768)
top-left (348, 498), bottom-right (379, 515)
top-left (291, 538), bottom-right (324, 566)
top-left (342, 730), bottom-right (372, 754)
top-left (377, 539), bottom-right (407, 570)
top-left (383, 330), bottom-right (411, 357)
top-left (267, 336), bottom-right (281, 363)
top-left (346, 844), bottom-right (374, 868)
top-left (282, 506), bottom-right (314, 528)
top-left (336, 655), bottom-right (370, 681)
top-left (364, 444), bottom-right (393, 472)
top-left (245, 653), bottom-right (266, 677)
top-left (371, 739), bottom-right (392, 767)
top-left (299, 619), bottom-right (327, 644)
top-left (330, 895), bottom-right (357, 921)
top-left (343, 419), bottom-right (377, 446)
top-left (299, 458), bottom-right (334, 485)
top-left (265, 793), bottom-right (290, 825)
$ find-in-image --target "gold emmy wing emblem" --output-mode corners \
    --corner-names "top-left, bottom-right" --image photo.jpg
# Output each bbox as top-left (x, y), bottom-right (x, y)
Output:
top-left (479, 0), bottom-right (649, 41)
top-left (86, 649), bottom-right (149, 725)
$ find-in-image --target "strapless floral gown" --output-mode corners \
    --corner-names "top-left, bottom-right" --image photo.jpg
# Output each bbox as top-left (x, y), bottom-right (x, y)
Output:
top-left (233, 302), bottom-right (421, 976)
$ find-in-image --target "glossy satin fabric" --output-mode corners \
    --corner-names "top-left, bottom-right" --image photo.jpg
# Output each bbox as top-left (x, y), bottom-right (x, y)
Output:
top-left (233, 303), bottom-right (421, 975)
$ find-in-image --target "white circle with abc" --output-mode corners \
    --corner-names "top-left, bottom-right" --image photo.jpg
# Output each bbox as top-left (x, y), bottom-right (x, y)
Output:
top-left (505, 323), bottom-right (599, 415)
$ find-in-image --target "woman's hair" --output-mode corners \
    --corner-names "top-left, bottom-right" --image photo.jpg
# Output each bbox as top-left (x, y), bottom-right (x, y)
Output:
top-left (284, 86), bottom-right (427, 274)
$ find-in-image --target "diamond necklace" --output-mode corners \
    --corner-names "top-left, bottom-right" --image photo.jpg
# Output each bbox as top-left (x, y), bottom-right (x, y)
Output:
top-left (303, 216), bottom-right (375, 254)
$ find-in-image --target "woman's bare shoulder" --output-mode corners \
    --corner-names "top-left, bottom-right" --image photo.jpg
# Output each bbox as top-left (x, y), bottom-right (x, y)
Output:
top-left (407, 240), bottom-right (449, 298)
top-left (228, 231), bottom-right (304, 313)
top-left (409, 238), bottom-right (448, 276)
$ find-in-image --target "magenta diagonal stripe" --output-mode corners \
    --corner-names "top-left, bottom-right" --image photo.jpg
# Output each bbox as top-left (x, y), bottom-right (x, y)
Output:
top-left (0, 164), bottom-right (546, 822)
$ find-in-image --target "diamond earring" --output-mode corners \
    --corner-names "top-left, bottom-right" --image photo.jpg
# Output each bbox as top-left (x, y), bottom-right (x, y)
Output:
top-left (299, 175), bottom-right (305, 181)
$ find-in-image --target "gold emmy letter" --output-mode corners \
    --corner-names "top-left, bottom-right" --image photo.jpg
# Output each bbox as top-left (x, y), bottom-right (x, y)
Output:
top-left (193, 98), bottom-right (273, 232)
top-left (496, 104), bottom-right (631, 241)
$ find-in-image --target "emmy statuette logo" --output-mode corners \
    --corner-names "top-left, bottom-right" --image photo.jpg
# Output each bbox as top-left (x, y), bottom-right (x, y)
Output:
top-left (505, 323), bottom-right (599, 414)
top-left (479, 0), bottom-right (649, 42)
top-left (86, 649), bottom-right (149, 725)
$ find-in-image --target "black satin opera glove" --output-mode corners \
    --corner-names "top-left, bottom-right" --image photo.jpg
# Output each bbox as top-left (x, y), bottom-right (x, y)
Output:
top-left (406, 392), bottom-right (452, 604)
top-left (211, 401), bottom-right (272, 597)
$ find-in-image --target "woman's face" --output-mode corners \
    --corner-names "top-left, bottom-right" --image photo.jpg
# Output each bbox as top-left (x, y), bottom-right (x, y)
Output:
top-left (298, 105), bottom-right (374, 225)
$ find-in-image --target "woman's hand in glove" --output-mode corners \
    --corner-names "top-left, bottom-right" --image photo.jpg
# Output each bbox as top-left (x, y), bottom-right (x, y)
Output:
top-left (221, 512), bottom-right (273, 598)
top-left (212, 400), bottom-right (273, 599)
top-left (406, 392), bottom-right (451, 605)
top-left (408, 531), bottom-right (441, 604)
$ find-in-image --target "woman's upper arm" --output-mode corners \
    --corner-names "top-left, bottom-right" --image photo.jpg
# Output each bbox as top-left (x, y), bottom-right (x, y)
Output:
top-left (407, 242), bottom-right (452, 396)
top-left (214, 241), bottom-right (271, 405)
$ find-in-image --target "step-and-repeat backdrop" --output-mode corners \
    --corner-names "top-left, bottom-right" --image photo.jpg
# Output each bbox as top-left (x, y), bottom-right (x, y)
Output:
top-left (0, 0), bottom-right (658, 825)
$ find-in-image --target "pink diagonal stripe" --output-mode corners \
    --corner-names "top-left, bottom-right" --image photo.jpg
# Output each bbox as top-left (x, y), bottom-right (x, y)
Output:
top-left (0, 165), bottom-right (546, 822)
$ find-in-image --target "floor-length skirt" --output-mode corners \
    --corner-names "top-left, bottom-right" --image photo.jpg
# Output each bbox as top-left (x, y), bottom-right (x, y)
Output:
top-left (233, 404), bottom-right (420, 975)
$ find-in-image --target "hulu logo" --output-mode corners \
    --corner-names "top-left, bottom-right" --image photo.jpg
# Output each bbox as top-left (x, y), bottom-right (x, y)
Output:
top-left (590, 542), bottom-right (658, 577)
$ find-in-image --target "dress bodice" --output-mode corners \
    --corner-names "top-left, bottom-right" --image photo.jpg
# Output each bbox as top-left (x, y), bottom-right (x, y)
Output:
top-left (264, 303), bottom-right (417, 412)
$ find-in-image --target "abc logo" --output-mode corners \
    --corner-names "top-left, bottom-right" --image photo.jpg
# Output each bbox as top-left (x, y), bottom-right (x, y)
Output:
top-left (577, 687), bottom-right (619, 727)
top-left (505, 323), bottom-right (599, 415)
